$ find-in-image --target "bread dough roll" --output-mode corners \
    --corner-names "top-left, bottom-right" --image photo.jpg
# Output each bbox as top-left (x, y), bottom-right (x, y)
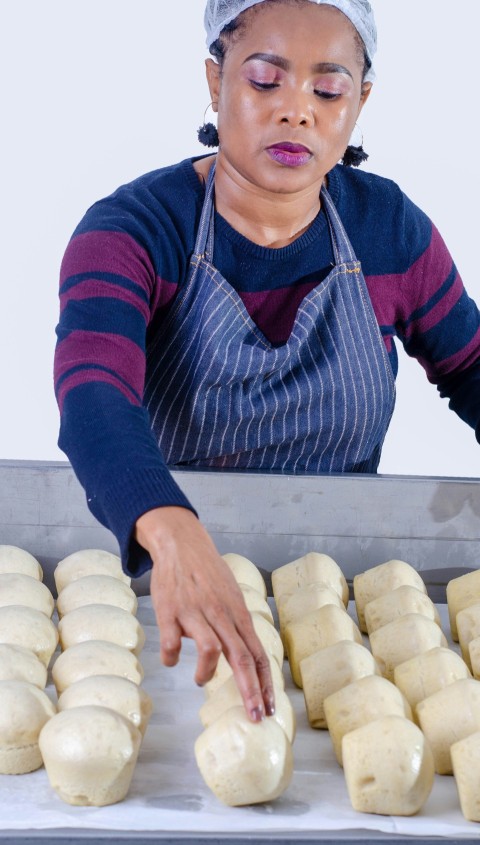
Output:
top-left (56, 575), bottom-right (137, 618)
top-left (58, 675), bottom-right (152, 737)
top-left (238, 583), bottom-right (274, 625)
top-left (285, 604), bottom-right (362, 688)
top-left (39, 705), bottom-right (141, 806)
top-left (469, 636), bottom-right (480, 679)
top-left (447, 570), bottom-right (480, 641)
top-left (343, 715), bottom-right (434, 816)
top-left (0, 605), bottom-right (58, 667)
top-left (277, 582), bottom-right (344, 642)
top-left (456, 604), bottom-right (480, 669)
top-left (272, 552), bottom-right (348, 606)
top-left (364, 585), bottom-right (440, 635)
top-left (354, 560), bottom-right (427, 633)
top-left (54, 549), bottom-right (130, 594)
top-left (324, 675), bottom-right (412, 766)
top-left (0, 545), bottom-right (43, 580)
top-left (416, 678), bottom-right (480, 774)
top-left (199, 676), bottom-right (296, 743)
top-left (369, 613), bottom-right (448, 682)
top-left (58, 604), bottom-right (145, 655)
top-left (52, 640), bottom-right (144, 694)
top-left (194, 705), bottom-right (293, 805)
top-left (300, 641), bottom-right (379, 729)
top-left (451, 731), bottom-right (480, 822)
top-left (393, 647), bottom-right (471, 714)
top-left (250, 611), bottom-right (283, 666)
top-left (0, 680), bottom-right (56, 774)
top-left (222, 553), bottom-right (267, 598)
top-left (0, 573), bottom-right (54, 618)
top-left (0, 643), bottom-right (48, 689)
top-left (204, 651), bottom-right (285, 697)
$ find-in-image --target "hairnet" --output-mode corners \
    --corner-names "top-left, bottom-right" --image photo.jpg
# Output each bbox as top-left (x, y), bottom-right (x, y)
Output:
top-left (204, 0), bottom-right (377, 81)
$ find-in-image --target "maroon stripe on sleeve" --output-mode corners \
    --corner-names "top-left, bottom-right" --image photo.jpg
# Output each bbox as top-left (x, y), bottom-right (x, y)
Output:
top-left (60, 279), bottom-right (151, 322)
top-left (56, 370), bottom-right (141, 413)
top-left (55, 331), bottom-right (145, 402)
top-left (60, 231), bottom-right (155, 294)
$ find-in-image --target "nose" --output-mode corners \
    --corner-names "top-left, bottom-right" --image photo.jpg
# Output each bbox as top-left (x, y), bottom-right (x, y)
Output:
top-left (276, 87), bottom-right (315, 128)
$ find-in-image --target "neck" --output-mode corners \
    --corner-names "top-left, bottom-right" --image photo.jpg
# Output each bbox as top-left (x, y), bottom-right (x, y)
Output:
top-left (213, 154), bottom-right (324, 248)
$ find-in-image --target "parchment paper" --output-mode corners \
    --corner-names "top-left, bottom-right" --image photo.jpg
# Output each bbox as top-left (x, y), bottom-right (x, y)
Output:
top-left (0, 598), bottom-right (477, 838)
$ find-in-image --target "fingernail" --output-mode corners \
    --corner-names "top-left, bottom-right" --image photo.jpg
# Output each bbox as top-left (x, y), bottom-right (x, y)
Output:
top-left (265, 701), bottom-right (276, 717)
top-left (250, 707), bottom-right (264, 722)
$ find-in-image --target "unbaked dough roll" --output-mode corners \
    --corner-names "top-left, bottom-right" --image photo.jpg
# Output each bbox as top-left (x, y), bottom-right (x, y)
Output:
top-left (238, 583), bottom-right (274, 625)
top-left (0, 680), bottom-right (56, 774)
top-left (369, 613), bottom-right (448, 682)
top-left (58, 604), bottom-right (145, 655)
top-left (194, 705), bottom-right (293, 805)
top-left (58, 675), bottom-right (152, 737)
top-left (277, 582), bottom-right (344, 643)
top-left (54, 549), bottom-right (130, 594)
top-left (0, 643), bottom-right (48, 689)
top-left (222, 553), bottom-right (267, 598)
top-left (353, 560), bottom-right (427, 633)
top-left (285, 604), bottom-right (362, 688)
top-left (324, 674), bottom-right (412, 766)
top-left (469, 637), bottom-right (480, 679)
top-left (272, 552), bottom-right (348, 606)
top-left (204, 651), bottom-right (285, 697)
top-left (300, 641), bottom-right (379, 729)
top-left (250, 611), bottom-right (283, 666)
top-left (456, 604), bottom-right (480, 669)
top-left (0, 573), bottom-right (54, 618)
top-left (199, 676), bottom-right (296, 743)
top-left (446, 570), bottom-right (480, 641)
top-left (0, 605), bottom-right (58, 667)
top-left (39, 706), bottom-right (141, 806)
top-left (343, 715), bottom-right (435, 816)
top-left (416, 678), bottom-right (480, 774)
top-left (364, 585), bottom-right (440, 635)
top-left (393, 647), bottom-right (471, 715)
top-left (451, 731), bottom-right (480, 822)
top-left (0, 545), bottom-right (43, 580)
top-left (56, 575), bottom-right (137, 618)
top-left (52, 640), bottom-right (144, 695)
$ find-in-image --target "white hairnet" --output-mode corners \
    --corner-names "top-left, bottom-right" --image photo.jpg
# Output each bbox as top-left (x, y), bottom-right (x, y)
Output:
top-left (204, 0), bottom-right (377, 81)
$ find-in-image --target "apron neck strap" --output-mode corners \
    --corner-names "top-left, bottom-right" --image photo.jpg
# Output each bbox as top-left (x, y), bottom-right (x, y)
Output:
top-left (194, 159), bottom-right (357, 268)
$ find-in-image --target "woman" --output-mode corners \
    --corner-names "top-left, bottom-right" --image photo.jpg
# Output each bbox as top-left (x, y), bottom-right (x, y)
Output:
top-left (54, 0), bottom-right (480, 722)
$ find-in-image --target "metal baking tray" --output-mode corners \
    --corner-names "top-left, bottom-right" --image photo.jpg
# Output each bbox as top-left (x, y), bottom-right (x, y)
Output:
top-left (0, 460), bottom-right (479, 844)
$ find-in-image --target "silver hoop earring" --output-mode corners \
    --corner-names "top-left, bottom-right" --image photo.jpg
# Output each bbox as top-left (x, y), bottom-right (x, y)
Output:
top-left (197, 102), bottom-right (219, 148)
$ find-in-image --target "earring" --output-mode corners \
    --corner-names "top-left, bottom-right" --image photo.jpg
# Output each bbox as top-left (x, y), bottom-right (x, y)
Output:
top-left (341, 124), bottom-right (368, 167)
top-left (197, 102), bottom-right (219, 148)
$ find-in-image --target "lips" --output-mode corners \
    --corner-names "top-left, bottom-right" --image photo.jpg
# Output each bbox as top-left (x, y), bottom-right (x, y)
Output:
top-left (266, 142), bottom-right (312, 168)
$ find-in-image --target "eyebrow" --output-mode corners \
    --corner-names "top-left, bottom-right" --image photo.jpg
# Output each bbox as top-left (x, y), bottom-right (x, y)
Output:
top-left (243, 53), bottom-right (353, 79)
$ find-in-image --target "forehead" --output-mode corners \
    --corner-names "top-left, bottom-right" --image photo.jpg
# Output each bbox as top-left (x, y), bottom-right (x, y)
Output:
top-left (227, 3), bottom-right (361, 67)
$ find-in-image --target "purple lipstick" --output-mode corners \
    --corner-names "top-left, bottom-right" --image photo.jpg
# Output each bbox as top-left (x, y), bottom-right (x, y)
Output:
top-left (266, 142), bottom-right (312, 167)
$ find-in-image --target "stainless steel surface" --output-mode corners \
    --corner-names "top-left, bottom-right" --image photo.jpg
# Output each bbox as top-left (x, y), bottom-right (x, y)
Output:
top-left (0, 460), bottom-right (478, 597)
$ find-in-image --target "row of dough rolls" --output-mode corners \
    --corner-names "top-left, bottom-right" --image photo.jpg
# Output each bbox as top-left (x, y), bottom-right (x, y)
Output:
top-left (194, 553), bottom-right (295, 806)
top-left (36, 548), bottom-right (152, 807)
top-left (0, 545), bottom-right (57, 775)
top-left (273, 553), bottom-right (435, 817)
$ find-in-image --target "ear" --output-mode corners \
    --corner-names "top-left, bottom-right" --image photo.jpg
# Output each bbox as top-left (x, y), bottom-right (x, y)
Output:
top-left (205, 59), bottom-right (221, 112)
top-left (357, 81), bottom-right (373, 117)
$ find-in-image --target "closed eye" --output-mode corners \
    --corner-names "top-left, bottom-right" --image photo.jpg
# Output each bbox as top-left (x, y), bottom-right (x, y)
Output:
top-left (249, 80), bottom-right (279, 90)
top-left (314, 90), bottom-right (342, 100)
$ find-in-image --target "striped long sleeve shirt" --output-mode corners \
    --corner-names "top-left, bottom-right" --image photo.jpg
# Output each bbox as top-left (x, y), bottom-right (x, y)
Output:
top-left (54, 157), bottom-right (480, 575)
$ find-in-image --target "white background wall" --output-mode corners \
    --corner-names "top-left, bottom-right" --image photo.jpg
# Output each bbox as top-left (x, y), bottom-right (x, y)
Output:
top-left (1, 0), bottom-right (479, 478)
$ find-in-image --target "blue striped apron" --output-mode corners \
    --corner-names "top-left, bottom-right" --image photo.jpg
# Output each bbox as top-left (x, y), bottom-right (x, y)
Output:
top-left (145, 162), bottom-right (395, 474)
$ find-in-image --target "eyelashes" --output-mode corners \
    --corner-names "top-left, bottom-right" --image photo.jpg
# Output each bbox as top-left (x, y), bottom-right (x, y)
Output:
top-left (249, 79), bottom-right (342, 100)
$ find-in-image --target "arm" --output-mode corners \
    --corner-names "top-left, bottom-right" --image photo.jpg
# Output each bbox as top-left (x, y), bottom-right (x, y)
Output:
top-left (54, 194), bottom-right (274, 720)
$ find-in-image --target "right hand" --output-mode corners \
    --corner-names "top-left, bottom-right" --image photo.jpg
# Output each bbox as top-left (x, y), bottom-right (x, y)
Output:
top-left (135, 506), bottom-right (275, 722)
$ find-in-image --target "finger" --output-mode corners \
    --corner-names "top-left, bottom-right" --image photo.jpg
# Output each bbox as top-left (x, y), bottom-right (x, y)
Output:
top-left (159, 619), bottom-right (183, 667)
